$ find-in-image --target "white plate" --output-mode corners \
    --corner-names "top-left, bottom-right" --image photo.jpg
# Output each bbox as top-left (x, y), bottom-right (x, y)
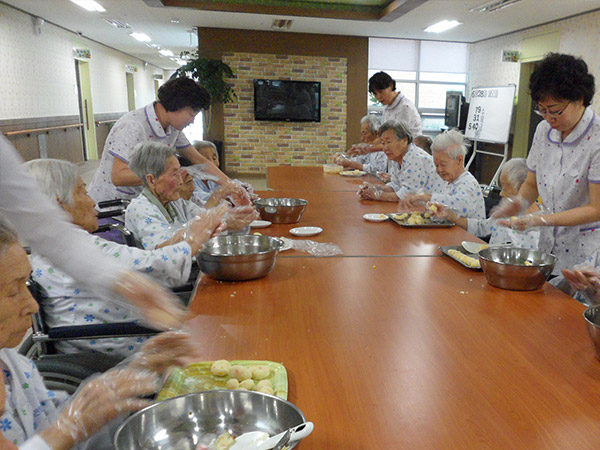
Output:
top-left (289, 226), bottom-right (323, 237)
top-left (340, 170), bottom-right (366, 177)
top-left (363, 213), bottom-right (389, 222)
top-left (278, 237), bottom-right (293, 251)
top-left (250, 220), bottom-right (272, 228)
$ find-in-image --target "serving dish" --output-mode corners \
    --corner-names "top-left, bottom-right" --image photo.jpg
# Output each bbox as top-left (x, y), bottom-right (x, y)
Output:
top-left (388, 212), bottom-right (453, 228)
top-left (340, 170), bottom-right (366, 177)
top-left (439, 245), bottom-right (482, 270)
top-left (363, 213), bottom-right (389, 222)
top-left (289, 226), bottom-right (322, 237)
top-left (254, 198), bottom-right (308, 224)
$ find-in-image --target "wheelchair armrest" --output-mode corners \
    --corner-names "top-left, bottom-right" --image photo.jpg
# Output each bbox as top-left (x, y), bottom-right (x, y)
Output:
top-left (97, 199), bottom-right (130, 209)
top-left (47, 322), bottom-right (159, 341)
top-left (97, 210), bottom-right (125, 219)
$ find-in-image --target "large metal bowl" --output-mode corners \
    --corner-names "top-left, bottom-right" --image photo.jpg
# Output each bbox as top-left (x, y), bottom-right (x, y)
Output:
top-left (114, 390), bottom-right (306, 450)
top-left (254, 198), bottom-right (308, 224)
top-left (478, 247), bottom-right (557, 291)
top-left (584, 305), bottom-right (600, 360)
top-left (197, 234), bottom-right (282, 281)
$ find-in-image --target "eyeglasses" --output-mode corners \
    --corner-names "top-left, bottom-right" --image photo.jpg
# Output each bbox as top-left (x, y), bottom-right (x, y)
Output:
top-left (533, 101), bottom-right (570, 118)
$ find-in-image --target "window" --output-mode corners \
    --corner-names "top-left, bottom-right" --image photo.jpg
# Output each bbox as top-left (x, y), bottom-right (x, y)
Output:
top-left (183, 112), bottom-right (205, 142)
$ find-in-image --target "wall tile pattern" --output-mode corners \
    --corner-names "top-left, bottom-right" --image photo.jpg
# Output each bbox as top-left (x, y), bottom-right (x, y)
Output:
top-left (222, 52), bottom-right (347, 174)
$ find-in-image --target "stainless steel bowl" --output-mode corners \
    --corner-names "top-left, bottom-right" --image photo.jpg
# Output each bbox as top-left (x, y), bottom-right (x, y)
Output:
top-left (478, 247), bottom-right (557, 291)
top-left (584, 305), bottom-right (600, 360)
top-left (197, 234), bottom-right (282, 281)
top-left (114, 390), bottom-right (306, 450)
top-left (254, 198), bottom-right (308, 224)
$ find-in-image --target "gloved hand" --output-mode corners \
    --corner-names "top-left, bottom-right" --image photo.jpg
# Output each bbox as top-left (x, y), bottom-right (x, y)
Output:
top-left (428, 203), bottom-right (458, 222)
top-left (402, 192), bottom-right (431, 210)
top-left (497, 212), bottom-right (549, 231)
top-left (128, 330), bottom-right (193, 375)
top-left (41, 368), bottom-right (159, 450)
top-left (357, 182), bottom-right (383, 200)
top-left (182, 203), bottom-right (228, 253)
top-left (490, 195), bottom-right (530, 219)
top-left (562, 265), bottom-right (600, 292)
top-left (224, 205), bottom-right (260, 231)
top-left (376, 172), bottom-right (391, 183)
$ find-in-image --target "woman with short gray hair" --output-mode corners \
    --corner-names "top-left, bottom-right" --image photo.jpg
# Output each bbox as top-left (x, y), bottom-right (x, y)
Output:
top-left (334, 114), bottom-right (387, 175)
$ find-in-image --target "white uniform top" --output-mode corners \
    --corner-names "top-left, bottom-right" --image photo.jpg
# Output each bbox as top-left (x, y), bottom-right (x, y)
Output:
top-left (381, 93), bottom-right (422, 136)
top-left (387, 143), bottom-right (442, 198)
top-left (87, 103), bottom-right (191, 204)
top-left (527, 107), bottom-right (600, 273)
top-left (31, 232), bottom-right (192, 357)
top-left (467, 217), bottom-right (540, 249)
top-left (430, 171), bottom-right (486, 220)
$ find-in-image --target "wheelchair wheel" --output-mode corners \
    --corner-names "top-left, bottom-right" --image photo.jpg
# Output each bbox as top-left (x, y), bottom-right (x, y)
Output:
top-left (35, 360), bottom-right (96, 394)
top-left (18, 334), bottom-right (44, 360)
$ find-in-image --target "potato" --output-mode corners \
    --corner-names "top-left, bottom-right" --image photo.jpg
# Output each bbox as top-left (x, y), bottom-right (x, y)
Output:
top-left (211, 360), bottom-right (232, 377)
top-left (229, 365), bottom-right (252, 381)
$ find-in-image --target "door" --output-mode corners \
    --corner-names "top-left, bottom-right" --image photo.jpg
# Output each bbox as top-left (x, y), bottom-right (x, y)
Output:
top-left (75, 60), bottom-right (98, 160)
top-left (126, 72), bottom-right (136, 111)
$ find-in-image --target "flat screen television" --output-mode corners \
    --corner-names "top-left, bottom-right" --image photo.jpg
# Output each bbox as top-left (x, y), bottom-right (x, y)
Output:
top-left (254, 79), bottom-right (321, 122)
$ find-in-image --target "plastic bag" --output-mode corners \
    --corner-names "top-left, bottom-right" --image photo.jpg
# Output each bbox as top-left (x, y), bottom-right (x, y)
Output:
top-left (278, 237), bottom-right (343, 256)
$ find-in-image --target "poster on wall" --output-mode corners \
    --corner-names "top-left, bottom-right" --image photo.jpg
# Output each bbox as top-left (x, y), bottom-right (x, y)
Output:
top-left (465, 85), bottom-right (516, 144)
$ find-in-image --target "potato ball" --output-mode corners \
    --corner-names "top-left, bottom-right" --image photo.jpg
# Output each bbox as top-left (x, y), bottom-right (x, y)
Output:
top-left (229, 365), bottom-right (252, 381)
top-left (251, 365), bottom-right (271, 380)
top-left (211, 360), bottom-right (232, 377)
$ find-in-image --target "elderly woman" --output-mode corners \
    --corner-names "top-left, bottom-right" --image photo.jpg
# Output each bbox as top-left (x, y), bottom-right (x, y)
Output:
top-left (0, 217), bottom-right (192, 449)
top-left (334, 115), bottom-right (387, 175)
top-left (492, 53), bottom-right (600, 274)
top-left (125, 142), bottom-right (258, 250)
top-left (434, 158), bottom-right (540, 249)
top-left (403, 129), bottom-right (485, 219)
top-left (24, 158), bottom-right (224, 357)
top-left (358, 121), bottom-right (439, 202)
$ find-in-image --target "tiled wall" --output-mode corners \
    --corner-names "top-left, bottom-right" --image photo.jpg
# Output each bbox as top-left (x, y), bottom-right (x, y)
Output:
top-left (222, 52), bottom-right (347, 174)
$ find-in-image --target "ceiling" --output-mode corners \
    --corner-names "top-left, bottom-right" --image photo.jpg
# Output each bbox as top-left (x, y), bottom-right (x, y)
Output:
top-left (3, 0), bottom-right (600, 70)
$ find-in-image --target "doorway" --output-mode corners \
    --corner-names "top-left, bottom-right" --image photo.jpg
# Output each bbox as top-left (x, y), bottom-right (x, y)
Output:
top-left (126, 72), bottom-right (136, 111)
top-left (74, 59), bottom-right (98, 160)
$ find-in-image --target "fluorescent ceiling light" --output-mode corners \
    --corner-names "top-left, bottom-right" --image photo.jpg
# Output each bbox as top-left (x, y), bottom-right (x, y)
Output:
top-left (70, 0), bottom-right (105, 12)
top-left (424, 20), bottom-right (461, 33)
top-left (130, 32), bottom-right (151, 42)
top-left (159, 49), bottom-right (174, 57)
top-left (469, 0), bottom-right (523, 13)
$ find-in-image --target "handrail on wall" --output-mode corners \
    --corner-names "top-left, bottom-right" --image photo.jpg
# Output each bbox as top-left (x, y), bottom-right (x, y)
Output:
top-left (3, 123), bottom-right (83, 137)
top-left (95, 119), bottom-right (117, 126)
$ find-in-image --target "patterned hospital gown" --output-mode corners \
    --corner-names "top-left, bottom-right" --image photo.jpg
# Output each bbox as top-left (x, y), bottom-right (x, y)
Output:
top-left (87, 102), bottom-right (191, 204)
top-left (381, 93), bottom-right (423, 136)
top-left (354, 152), bottom-right (388, 175)
top-left (527, 107), bottom-right (600, 273)
top-left (430, 171), bottom-right (486, 220)
top-left (31, 230), bottom-right (193, 357)
top-left (467, 217), bottom-right (540, 249)
top-left (387, 143), bottom-right (443, 198)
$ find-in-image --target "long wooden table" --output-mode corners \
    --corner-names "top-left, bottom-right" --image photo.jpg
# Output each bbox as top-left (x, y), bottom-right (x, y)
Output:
top-left (185, 166), bottom-right (600, 449)
top-left (267, 165), bottom-right (380, 191)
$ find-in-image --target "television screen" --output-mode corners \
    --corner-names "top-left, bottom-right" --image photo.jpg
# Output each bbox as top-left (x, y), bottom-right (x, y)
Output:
top-left (254, 79), bottom-right (321, 122)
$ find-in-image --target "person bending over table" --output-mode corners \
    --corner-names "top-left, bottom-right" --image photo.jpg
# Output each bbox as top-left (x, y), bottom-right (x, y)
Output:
top-left (402, 129), bottom-right (485, 219)
top-left (0, 217), bottom-right (193, 450)
top-left (334, 115), bottom-right (387, 176)
top-left (433, 158), bottom-right (540, 249)
top-left (87, 77), bottom-right (229, 208)
top-left (125, 142), bottom-right (258, 250)
top-left (357, 121), bottom-right (441, 203)
top-left (492, 53), bottom-right (600, 274)
top-left (24, 158), bottom-right (224, 357)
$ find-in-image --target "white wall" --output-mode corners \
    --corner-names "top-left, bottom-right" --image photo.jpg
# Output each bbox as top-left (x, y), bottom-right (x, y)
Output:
top-left (0, 3), bottom-right (165, 120)
top-left (469, 10), bottom-right (600, 111)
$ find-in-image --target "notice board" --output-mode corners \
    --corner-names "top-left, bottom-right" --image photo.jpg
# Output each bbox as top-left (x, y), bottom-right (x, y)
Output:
top-left (465, 85), bottom-right (516, 143)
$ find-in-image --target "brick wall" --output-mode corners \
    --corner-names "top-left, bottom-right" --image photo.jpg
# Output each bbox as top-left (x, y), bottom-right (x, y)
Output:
top-left (223, 52), bottom-right (347, 174)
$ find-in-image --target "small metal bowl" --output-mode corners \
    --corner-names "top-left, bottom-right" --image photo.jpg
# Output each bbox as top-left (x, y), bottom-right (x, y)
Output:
top-left (114, 390), bottom-right (306, 450)
top-left (254, 198), bottom-right (308, 224)
top-left (478, 247), bottom-right (557, 291)
top-left (197, 234), bottom-right (282, 281)
top-left (584, 305), bottom-right (600, 360)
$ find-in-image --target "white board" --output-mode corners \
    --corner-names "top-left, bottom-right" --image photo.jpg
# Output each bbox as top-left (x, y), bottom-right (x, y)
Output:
top-left (465, 85), bottom-right (516, 144)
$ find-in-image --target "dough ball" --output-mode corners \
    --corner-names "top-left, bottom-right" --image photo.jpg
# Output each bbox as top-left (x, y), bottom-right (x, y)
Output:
top-left (225, 379), bottom-right (240, 390)
top-left (211, 360), bottom-right (232, 377)
top-left (240, 379), bottom-right (255, 390)
top-left (235, 387), bottom-right (248, 391)
top-left (251, 365), bottom-right (271, 380)
top-left (229, 365), bottom-right (252, 381)
top-left (258, 385), bottom-right (274, 395)
top-left (256, 380), bottom-right (272, 391)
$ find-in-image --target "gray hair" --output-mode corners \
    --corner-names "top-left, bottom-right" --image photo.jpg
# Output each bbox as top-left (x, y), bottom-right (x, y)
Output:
top-left (378, 120), bottom-right (413, 144)
top-left (360, 115), bottom-right (381, 134)
top-left (432, 129), bottom-right (468, 159)
top-left (0, 215), bottom-right (18, 256)
top-left (500, 158), bottom-right (528, 189)
top-left (23, 158), bottom-right (78, 206)
top-left (192, 140), bottom-right (217, 151)
top-left (129, 142), bottom-right (178, 187)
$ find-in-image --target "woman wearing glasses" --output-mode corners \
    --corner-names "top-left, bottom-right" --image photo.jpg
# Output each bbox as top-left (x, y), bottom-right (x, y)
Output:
top-left (493, 53), bottom-right (600, 274)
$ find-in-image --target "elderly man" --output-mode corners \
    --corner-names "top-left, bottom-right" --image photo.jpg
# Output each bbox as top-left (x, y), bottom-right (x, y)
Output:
top-left (357, 120), bottom-right (440, 202)
top-left (25, 158), bottom-right (224, 357)
top-left (334, 115), bottom-right (387, 175)
top-left (403, 129), bottom-right (485, 219)
top-left (125, 142), bottom-right (258, 250)
top-left (0, 217), bottom-right (192, 449)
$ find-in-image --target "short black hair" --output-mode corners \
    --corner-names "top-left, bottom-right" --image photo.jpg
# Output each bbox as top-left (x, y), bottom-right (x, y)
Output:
top-left (369, 71), bottom-right (396, 94)
top-left (529, 53), bottom-right (595, 107)
top-left (158, 77), bottom-right (211, 112)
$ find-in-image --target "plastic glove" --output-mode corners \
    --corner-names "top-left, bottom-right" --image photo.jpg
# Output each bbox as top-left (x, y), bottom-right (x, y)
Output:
top-left (562, 265), bottom-right (600, 293)
top-left (112, 271), bottom-right (187, 331)
top-left (42, 368), bottom-right (159, 449)
top-left (357, 182), bottom-right (383, 201)
top-left (376, 172), bottom-right (391, 183)
top-left (224, 205), bottom-right (260, 231)
top-left (402, 192), bottom-right (431, 210)
top-left (228, 183), bottom-right (252, 206)
top-left (182, 203), bottom-right (228, 252)
top-left (346, 145), bottom-right (362, 157)
top-left (490, 195), bottom-right (530, 219)
top-left (497, 212), bottom-right (549, 231)
top-left (128, 330), bottom-right (193, 375)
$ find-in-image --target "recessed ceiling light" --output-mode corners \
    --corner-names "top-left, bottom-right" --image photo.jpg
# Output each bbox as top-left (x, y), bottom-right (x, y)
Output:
top-left (170, 18), bottom-right (180, 24)
top-left (130, 32), bottom-right (151, 42)
top-left (469, 0), bottom-right (523, 13)
top-left (424, 20), bottom-right (461, 33)
top-left (70, 0), bottom-right (105, 12)
top-left (159, 49), bottom-right (174, 57)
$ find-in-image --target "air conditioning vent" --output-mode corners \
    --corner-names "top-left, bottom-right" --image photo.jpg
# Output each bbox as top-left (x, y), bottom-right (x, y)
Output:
top-left (271, 19), bottom-right (293, 30)
top-left (469, 0), bottom-right (523, 13)
top-left (103, 18), bottom-right (132, 29)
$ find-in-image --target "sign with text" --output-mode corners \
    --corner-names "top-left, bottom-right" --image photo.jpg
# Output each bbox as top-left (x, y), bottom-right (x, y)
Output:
top-left (465, 85), bottom-right (516, 144)
top-left (125, 65), bottom-right (138, 73)
top-left (73, 48), bottom-right (91, 60)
